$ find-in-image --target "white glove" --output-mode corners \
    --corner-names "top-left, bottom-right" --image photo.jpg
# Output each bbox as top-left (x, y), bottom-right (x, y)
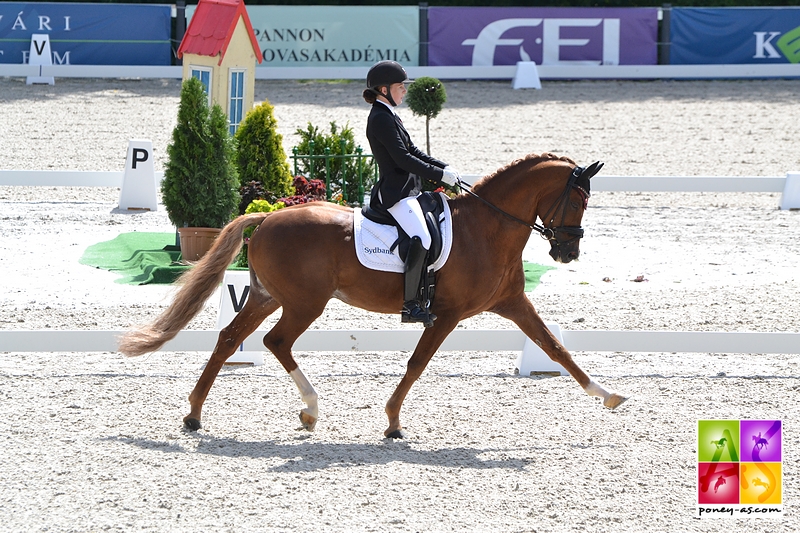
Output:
top-left (441, 166), bottom-right (460, 187)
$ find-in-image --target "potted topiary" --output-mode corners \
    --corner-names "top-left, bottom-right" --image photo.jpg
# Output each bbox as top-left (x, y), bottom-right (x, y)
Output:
top-left (162, 77), bottom-right (239, 261)
top-left (405, 76), bottom-right (447, 155)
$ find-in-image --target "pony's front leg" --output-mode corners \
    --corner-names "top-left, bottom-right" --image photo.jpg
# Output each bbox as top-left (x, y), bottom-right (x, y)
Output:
top-left (495, 296), bottom-right (628, 409)
top-left (384, 319), bottom-right (458, 438)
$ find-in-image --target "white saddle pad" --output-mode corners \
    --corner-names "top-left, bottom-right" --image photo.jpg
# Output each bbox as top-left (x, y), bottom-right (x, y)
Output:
top-left (354, 192), bottom-right (453, 273)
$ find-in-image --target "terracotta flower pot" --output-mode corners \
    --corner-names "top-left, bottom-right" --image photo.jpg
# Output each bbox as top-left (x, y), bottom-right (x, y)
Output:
top-left (177, 227), bottom-right (221, 262)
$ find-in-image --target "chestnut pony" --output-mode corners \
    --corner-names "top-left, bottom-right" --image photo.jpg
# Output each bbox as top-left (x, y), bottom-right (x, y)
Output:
top-left (119, 153), bottom-right (627, 438)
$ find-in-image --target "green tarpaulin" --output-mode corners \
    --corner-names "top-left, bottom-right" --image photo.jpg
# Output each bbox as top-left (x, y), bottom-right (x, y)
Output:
top-left (79, 232), bottom-right (244, 285)
top-left (523, 261), bottom-right (555, 293)
top-left (80, 232), bottom-right (553, 290)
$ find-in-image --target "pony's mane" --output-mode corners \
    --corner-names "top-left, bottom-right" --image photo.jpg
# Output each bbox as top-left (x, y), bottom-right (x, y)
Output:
top-left (472, 153), bottom-right (576, 188)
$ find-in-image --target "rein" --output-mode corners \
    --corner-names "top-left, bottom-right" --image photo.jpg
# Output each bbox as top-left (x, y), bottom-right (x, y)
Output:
top-left (457, 165), bottom-right (587, 242)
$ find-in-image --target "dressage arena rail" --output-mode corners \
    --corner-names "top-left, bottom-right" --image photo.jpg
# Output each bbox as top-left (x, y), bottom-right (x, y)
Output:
top-left (1, 329), bottom-right (798, 355)
top-left (1, 170), bottom-right (797, 357)
top-left (0, 170), bottom-right (791, 193)
top-left (2, 64), bottom-right (800, 81)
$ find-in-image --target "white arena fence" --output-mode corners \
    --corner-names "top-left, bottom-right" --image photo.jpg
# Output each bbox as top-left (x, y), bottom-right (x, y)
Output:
top-left (0, 66), bottom-right (796, 365)
top-left (0, 169), bottom-right (793, 194)
top-left (2, 63), bottom-right (800, 81)
top-left (0, 170), bottom-right (162, 188)
top-left (1, 329), bottom-right (799, 355)
top-left (1, 169), bottom-right (798, 358)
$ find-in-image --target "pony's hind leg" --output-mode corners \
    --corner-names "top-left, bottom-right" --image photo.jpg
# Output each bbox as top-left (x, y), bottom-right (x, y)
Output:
top-left (495, 295), bottom-right (628, 409)
top-left (262, 302), bottom-right (328, 432)
top-left (184, 295), bottom-right (280, 431)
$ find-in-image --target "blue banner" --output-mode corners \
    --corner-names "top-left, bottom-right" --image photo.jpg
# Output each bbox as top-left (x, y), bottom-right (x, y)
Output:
top-left (0, 3), bottom-right (171, 65)
top-left (671, 8), bottom-right (800, 64)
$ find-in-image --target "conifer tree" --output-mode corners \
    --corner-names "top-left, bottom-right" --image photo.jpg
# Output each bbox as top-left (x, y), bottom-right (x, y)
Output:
top-left (162, 77), bottom-right (239, 229)
top-left (234, 99), bottom-right (293, 199)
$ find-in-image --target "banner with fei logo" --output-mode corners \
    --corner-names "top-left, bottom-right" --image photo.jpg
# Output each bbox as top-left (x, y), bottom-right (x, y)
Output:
top-left (428, 7), bottom-right (658, 67)
top-left (0, 2), bottom-right (171, 65)
top-left (671, 8), bottom-right (800, 64)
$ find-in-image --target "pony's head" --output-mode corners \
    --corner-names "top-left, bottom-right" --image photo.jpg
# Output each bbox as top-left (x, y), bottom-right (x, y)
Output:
top-left (538, 160), bottom-right (603, 264)
top-left (464, 154), bottom-right (602, 264)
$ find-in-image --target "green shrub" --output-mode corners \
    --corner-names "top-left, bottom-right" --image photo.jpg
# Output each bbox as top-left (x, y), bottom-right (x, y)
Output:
top-left (245, 199), bottom-right (285, 214)
top-left (293, 121), bottom-right (376, 205)
top-left (234, 199), bottom-right (286, 267)
top-left (234, 99), bottom-right (293, 200)
top-left (405, 76), bottom-right (447, 155)
top-left (162, 77), bottom-right (239, 229)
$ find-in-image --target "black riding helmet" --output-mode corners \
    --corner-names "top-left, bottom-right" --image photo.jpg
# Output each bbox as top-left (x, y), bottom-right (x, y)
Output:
top-left (366, 61), bottom-right (408, 106)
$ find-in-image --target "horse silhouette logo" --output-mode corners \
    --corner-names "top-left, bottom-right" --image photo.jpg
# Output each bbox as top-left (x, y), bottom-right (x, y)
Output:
top-left (711, 437), bottom-right (727, 449)
top-left (752, 432), bottom-right (769, 451)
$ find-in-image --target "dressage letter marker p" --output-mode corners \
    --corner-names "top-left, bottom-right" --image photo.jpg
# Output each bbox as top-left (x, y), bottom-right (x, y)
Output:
top-left (118, 140), bottom-right (158, 211)
top-left (131, 148), bottom-right (149, 170)
top-left (217, 271), bottom-right (263, 366)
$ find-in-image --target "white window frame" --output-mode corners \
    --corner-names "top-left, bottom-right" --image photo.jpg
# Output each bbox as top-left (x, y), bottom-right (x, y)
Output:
top-left (228, 68), bottom-right (246, 135)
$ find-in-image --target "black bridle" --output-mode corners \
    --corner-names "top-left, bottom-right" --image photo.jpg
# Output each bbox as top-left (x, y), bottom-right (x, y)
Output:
top-left (457, 165), bottom-right (590, 246)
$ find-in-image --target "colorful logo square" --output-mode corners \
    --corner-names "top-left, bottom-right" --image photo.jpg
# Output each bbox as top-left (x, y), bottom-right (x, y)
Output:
top-left (740, 462), bottom-right (782, 505)
top-left (740, 420), bottom-right (781, 462)
top-left (698, 462), bottom-right (739, 504)
top-left (697, 419), bottom-right (740, 462)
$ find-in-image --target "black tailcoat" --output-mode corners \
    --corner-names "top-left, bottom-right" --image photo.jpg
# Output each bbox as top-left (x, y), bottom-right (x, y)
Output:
top-left (366, 102), bottom-right (446, 218)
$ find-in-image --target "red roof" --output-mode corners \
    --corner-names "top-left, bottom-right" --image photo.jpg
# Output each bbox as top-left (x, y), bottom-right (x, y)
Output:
top-left (178, 0), bottom-right (262, 65)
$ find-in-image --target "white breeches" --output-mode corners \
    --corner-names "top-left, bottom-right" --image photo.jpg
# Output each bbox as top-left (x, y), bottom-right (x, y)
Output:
top-left (388, 196), bottom-right (431, 250)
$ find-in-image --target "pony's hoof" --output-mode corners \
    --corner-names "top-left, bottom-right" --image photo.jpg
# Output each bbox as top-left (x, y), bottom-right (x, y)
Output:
top-left (604, 393), bottom-right (629, 410)
top-left (298, 410), bottom-right (317, 431)
top-left (183, 417), bottom-right (202, 431)
top-left (384, 428), bottom-right (407, 439)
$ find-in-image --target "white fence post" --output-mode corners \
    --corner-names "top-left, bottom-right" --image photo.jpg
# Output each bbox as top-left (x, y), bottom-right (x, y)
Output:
top-left (26, 34), bottom-right (54, 85)
top-left (118, 140), bottom-right (158, 211)
top-left (217, 271), bottom-right (264, 365)
top-left (515, 323), bottom-right (566, 376)
top-left (512, 61), bottom-right (542, 90)
top-left (779, 171), bottom-right (800, 210)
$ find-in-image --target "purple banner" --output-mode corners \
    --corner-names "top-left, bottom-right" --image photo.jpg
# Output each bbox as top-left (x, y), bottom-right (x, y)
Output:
top-left (429, 7), bottom-right (658, 66)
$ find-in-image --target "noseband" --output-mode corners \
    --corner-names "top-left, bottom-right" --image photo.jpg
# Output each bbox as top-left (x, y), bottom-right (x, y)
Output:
top-left (459, 165), bottom-right (590, 248)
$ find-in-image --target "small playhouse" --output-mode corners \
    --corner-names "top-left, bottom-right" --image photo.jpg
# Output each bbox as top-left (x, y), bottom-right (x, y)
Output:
top-left (177, 0), bottom-right (262, 134)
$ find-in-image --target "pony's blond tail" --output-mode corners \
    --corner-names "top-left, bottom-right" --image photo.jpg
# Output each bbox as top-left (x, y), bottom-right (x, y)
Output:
top-left (118, 212), bottom-right (270, 357)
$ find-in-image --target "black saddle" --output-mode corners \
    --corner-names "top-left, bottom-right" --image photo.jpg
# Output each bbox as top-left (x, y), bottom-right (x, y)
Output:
top-left (361, 192), bottom-right (446, 263)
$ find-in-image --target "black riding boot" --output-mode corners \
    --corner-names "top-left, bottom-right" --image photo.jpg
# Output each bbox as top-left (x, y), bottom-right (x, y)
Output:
top-left (401, 236), bottom-right (437, 328)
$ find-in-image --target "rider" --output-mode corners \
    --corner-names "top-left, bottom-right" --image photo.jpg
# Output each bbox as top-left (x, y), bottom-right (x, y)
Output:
top-left (362, 60), bottom-right (460, 327)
